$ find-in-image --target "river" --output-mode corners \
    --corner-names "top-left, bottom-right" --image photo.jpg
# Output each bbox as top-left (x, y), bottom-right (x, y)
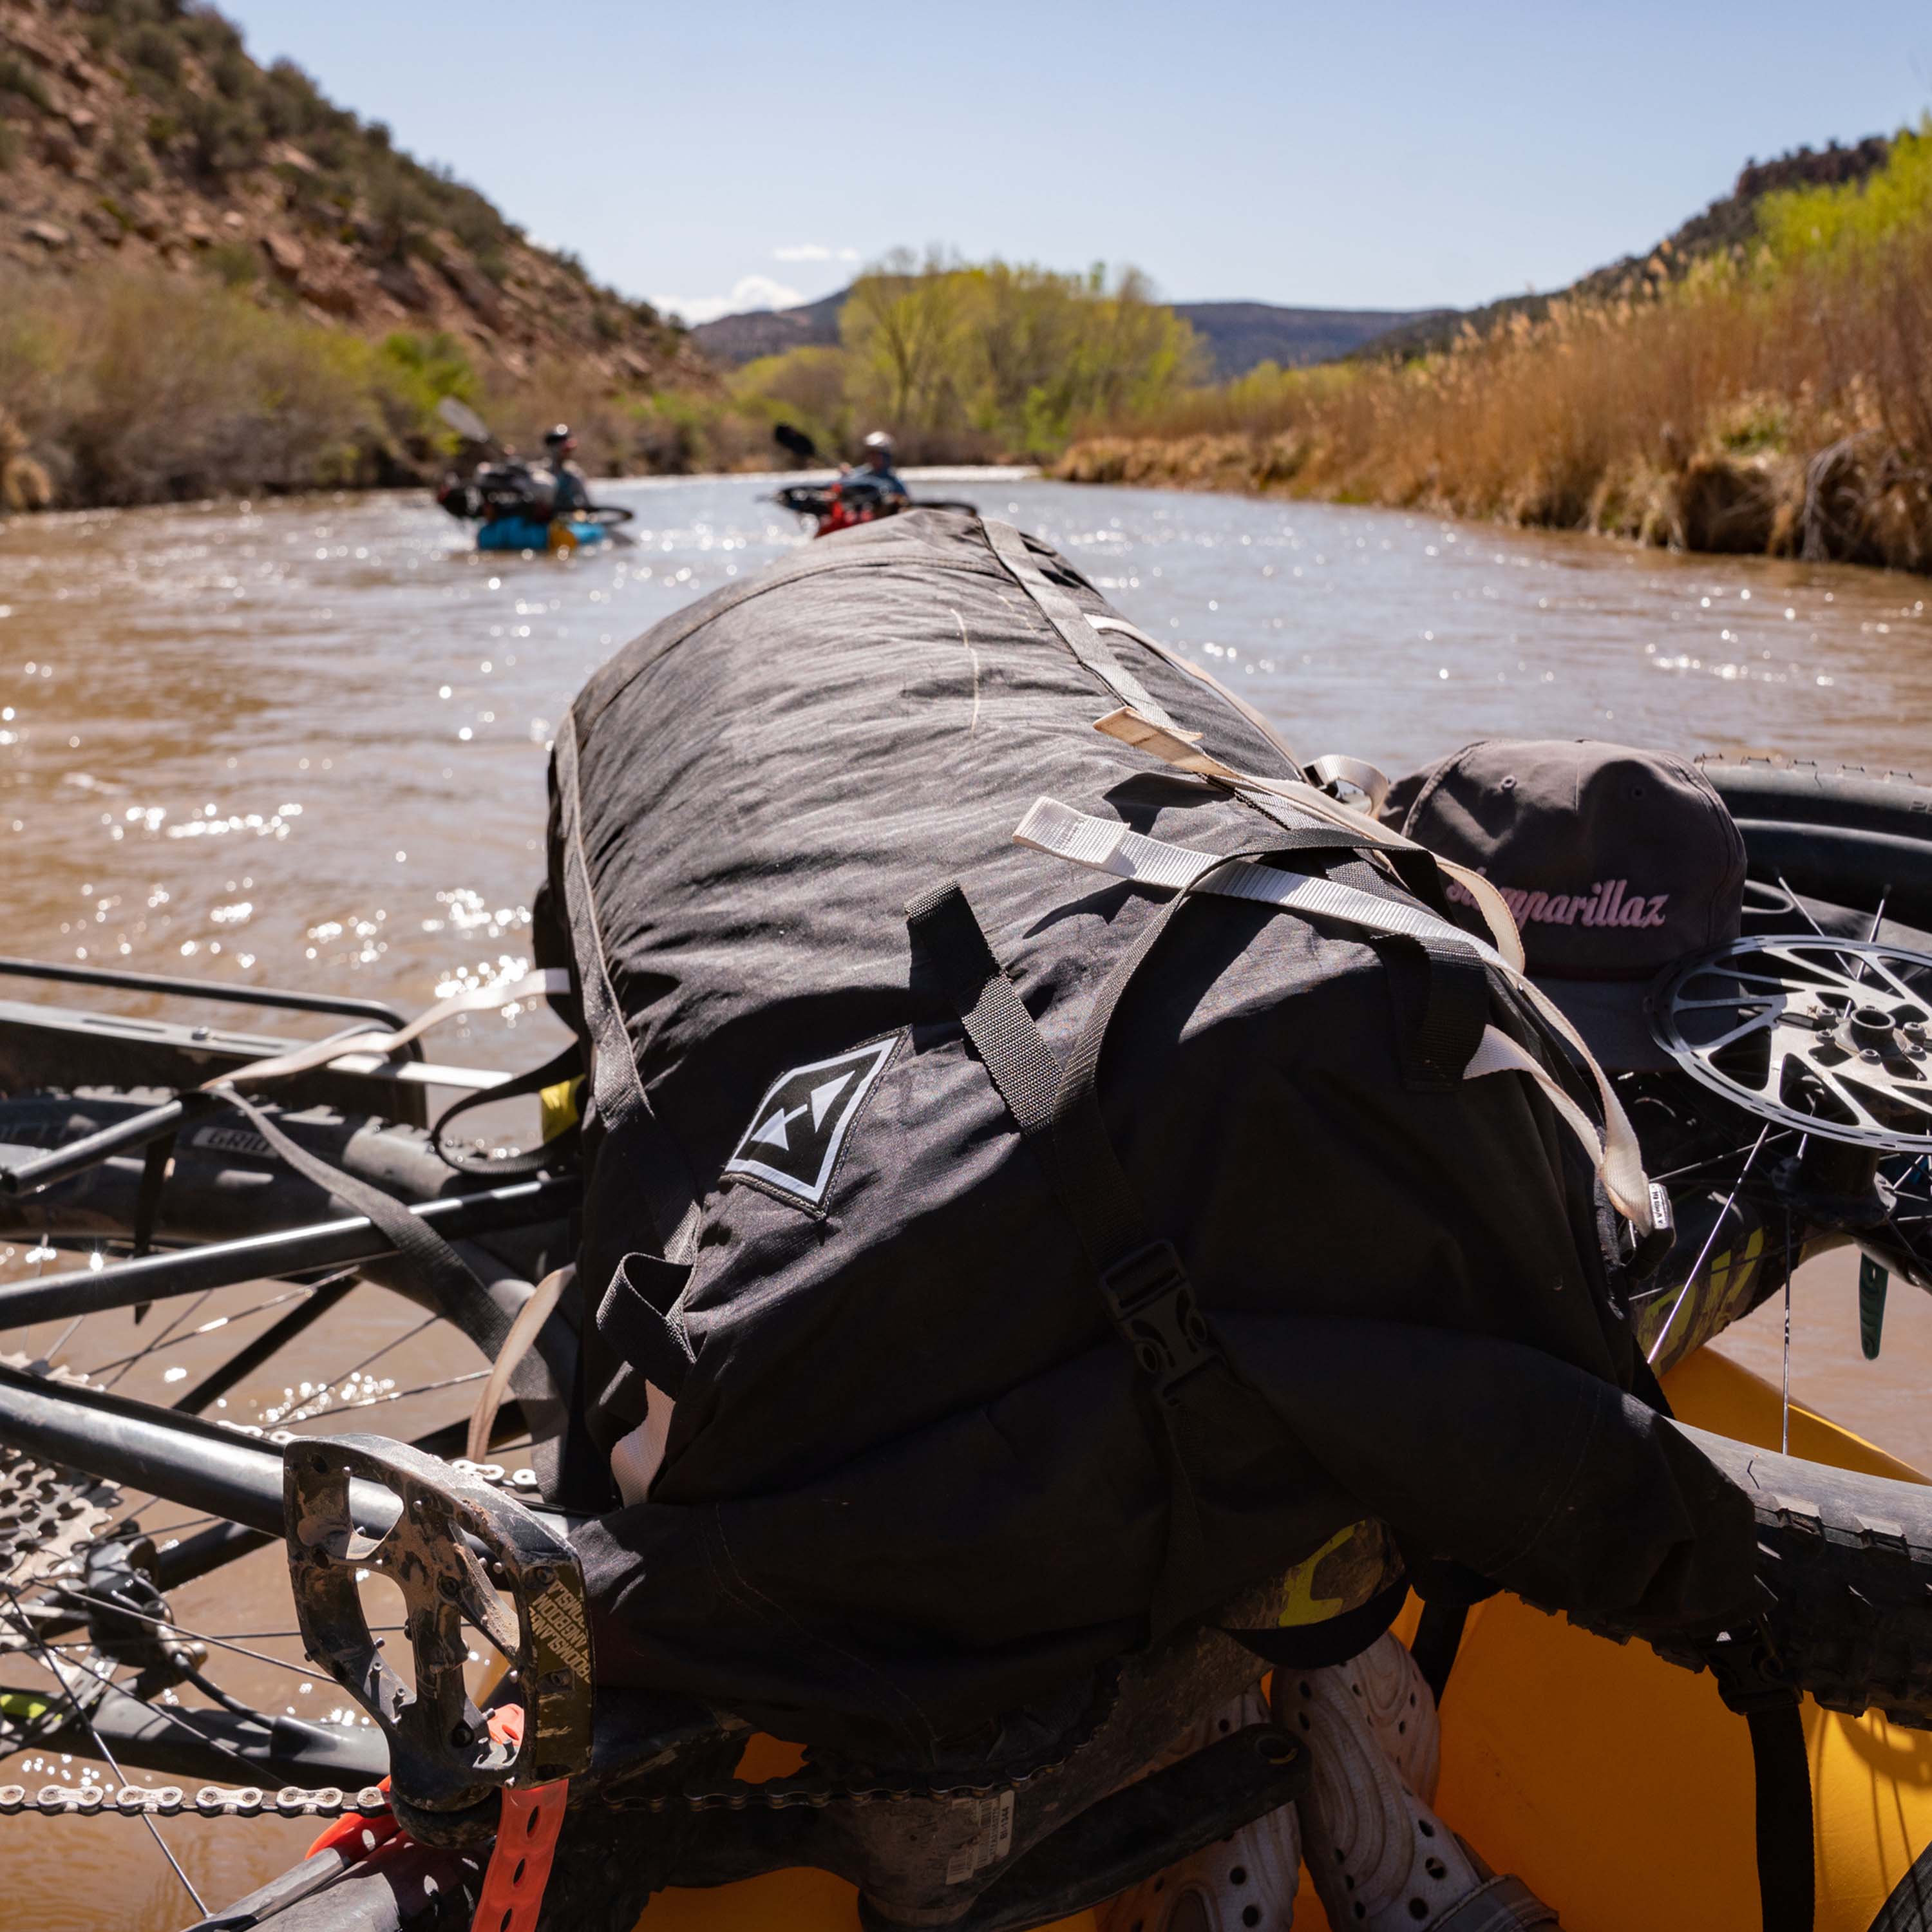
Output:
top-left (0, 473), bottom-right (1928, 1927)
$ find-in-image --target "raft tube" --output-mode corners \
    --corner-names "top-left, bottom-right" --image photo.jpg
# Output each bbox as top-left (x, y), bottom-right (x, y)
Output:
top-left (1701, 757), bottom-right (1932, 936)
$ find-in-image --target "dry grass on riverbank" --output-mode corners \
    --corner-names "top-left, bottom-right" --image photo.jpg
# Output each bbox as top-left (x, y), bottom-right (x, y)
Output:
top-left (1059, 136), bottom-right (1932, 574)
top-left (0, 267), bottom-right (466, 503)
top-left (0, 267), bottom-right (719, 506)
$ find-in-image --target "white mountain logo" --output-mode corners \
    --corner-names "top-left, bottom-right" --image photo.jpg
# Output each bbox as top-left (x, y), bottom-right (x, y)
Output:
top-left (723, 1037), bottom-right (898, 1207)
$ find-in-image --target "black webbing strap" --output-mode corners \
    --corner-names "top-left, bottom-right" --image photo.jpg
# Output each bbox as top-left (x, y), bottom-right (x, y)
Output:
top-left (907, 879), bottom-right (1288, 1638)
top-left (553, 710), bottom-right (699, 1256)
top-left (430, 1041), bottom-right (583, 1176)
top-left (207, 1084), bottom-right (515, 1363)
top-left (131, 1128), bottom-right (175, 1260)
top-left (1409, 1600), bottom-right (1468, 1704)
top-left (1371, 932), bottom-right (1492, 1090)
top-left (588, 1251), bottom-right (696, 1454)
top-left (1198, 786), bottom-right (1491, 1088)
top-left (1745, 1698), bottom-right (1815, 1932)
top-left (907, 886), bottom-right (1061, 1151)
top-left (1047, 882), bottom-right (1202, 1268)
top-left (1710, 1642), bottom-right (1817, 1932)
top-left (1222, 1575), bottom-right (1410, 1669)
top-left (1401, 1554), bottom-right (1499, 1704)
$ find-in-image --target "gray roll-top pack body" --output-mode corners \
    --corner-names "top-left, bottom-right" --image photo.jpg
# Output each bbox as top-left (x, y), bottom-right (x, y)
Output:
top-left (536, 508), bottom-right (1750, 1764)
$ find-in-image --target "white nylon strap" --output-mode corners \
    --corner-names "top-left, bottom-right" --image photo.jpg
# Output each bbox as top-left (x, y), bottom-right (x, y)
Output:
top-left (611, 1385), bottom-right (676, 1507)
top-left (1092, 706), bottom-right (1528, 976)
top-left (1464, 1025), bottom-right (1606, 1170)
top-left (200, 968), bottom-right (572, 1091)
top-left (982, 519), bottom-right (1184, 732)
top-left (1014, 797), bottom-right (1508, 967)
top-left (1012, 797), bottom-right (1653, 1229)
top-left (466, 1263), bottom-right (571, 1464)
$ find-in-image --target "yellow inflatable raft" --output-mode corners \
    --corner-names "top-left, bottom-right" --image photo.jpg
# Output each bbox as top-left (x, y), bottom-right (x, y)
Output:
top-left (636, 1347), bottom-right (1932, 1932)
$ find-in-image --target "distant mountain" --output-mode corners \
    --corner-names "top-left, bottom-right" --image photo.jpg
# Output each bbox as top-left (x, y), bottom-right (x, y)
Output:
top-left (1172, 301), bottom-right (1448, 377)
top-left (693, 287), bottom-right (1444, 379)
top-left (690, 289), bottom-right (848, 365)
top-left (1360, 136), bottom-right (1893, 362)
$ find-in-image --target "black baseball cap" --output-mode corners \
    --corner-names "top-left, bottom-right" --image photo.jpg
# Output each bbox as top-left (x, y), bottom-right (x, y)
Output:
top-left (1381, 739), bottom-right (1747, 1070)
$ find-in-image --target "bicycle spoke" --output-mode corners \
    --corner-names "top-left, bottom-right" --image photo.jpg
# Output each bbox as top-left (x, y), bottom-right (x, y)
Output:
top-left (0, 1587), bottom-right (207, 1915)
top-left (1646, 1125), bottom-right (1771, 1367)
top-left (277, 1365), bottom-right (489, 1428)
top-left (36, 1584), bottom-right (323, 1682)
top-left (99, 1289), bottom-right (214, 1393)
top-left (269, 1311), bottom-right (443, 1424)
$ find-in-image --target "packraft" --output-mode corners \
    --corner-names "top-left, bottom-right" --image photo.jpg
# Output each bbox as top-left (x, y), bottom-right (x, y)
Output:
top-left (540, 508), bottom-right (1752, 1764)
top-left (436, 459), bottom-right (618, 553)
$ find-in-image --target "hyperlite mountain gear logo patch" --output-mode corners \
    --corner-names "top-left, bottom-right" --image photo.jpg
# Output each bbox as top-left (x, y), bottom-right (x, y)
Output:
top-left (723, 1037), bottom-right (898, 1208)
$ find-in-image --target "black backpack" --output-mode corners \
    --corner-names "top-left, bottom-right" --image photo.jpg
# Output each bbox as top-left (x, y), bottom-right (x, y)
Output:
top-left (539, 509), bottom-right (1748, 1763)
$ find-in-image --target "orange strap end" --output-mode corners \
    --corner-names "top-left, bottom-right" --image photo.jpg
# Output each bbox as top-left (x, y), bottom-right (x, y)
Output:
top-left (306, 1777), bottom-right (399, 1862)
top-left (471, 1706), bottom-right (570, 1932)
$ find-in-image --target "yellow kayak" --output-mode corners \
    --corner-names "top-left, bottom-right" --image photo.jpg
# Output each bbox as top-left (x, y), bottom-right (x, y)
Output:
top-left (638, 1347), bottom-right (1932, 1932)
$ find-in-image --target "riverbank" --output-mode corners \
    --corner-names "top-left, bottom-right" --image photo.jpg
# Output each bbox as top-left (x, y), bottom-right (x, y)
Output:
top-left (1056, 129), bottom-right (1932, 577)
top-left (1052, 421), bottom-right (1930, 575)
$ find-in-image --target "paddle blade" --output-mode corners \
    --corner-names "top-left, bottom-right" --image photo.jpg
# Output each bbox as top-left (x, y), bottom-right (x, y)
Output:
top-left (438, 396), bottom-right (493, 444)
top-left (773, 422), bottom-right (820, 465)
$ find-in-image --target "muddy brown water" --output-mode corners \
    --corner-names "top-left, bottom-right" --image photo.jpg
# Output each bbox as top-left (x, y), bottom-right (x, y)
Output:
top-left (0, 475), bottom-right (1928, 1927)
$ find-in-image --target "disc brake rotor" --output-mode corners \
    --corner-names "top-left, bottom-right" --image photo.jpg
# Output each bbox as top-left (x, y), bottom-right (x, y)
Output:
top-left (1652, 937), bottom-right (1932, 1149)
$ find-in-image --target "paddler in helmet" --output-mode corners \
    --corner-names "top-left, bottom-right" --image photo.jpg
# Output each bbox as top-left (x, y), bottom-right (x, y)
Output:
top-left (846, 430), bottom-right (908, 502)
top-left (542, 424), bottom-right (591, 515)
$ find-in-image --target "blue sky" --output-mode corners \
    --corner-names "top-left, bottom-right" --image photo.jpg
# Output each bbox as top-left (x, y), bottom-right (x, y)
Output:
top-left (221, 1), bottom-right (1931, 323)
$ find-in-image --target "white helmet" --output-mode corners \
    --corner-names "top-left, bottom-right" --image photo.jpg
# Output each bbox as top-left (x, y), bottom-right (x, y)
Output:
top-left (863, 430), bottom-right (896, 455)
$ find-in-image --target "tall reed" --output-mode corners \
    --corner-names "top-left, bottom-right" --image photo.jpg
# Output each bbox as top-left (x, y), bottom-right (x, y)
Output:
top-left (1061, 129), bottom-right (1932, 573)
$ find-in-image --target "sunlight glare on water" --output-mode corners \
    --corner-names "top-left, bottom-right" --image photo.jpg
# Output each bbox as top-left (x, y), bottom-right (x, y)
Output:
top-left (4, 476), bottom-right (1926, 1030)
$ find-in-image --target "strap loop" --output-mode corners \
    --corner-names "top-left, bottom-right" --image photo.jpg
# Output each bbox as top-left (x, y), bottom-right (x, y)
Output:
top-left (1014, 795), bottom-right (1656, 1231)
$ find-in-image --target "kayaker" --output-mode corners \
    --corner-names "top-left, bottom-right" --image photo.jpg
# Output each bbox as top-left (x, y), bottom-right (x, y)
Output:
top-left (845, 429), bottom-right (908, 500)
top-left (542, 424), bottom-right (591, 516)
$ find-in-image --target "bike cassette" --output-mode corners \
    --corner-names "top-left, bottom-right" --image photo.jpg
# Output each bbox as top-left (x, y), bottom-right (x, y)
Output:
top-left (285, 1434), bottom-right (592, 1833)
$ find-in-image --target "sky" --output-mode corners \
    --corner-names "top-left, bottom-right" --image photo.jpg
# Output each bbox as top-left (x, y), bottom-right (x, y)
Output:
top-left (219, 1), bottom-right (1932, 325)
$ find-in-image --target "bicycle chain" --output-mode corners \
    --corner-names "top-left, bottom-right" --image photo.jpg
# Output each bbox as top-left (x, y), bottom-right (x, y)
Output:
top-left (216, 1425), bottom-right (543, 1495)
top-left (0, 1751), bottom-right (1066, 1821)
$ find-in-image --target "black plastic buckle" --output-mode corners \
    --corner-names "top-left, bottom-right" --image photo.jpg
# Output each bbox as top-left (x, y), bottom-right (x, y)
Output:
top-left (1099, 1241), bottom-right (1217, 1401)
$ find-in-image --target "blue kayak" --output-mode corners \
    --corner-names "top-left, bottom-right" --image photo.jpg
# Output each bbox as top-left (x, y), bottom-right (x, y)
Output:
top-left (477, 516), bottom-right (607, 554)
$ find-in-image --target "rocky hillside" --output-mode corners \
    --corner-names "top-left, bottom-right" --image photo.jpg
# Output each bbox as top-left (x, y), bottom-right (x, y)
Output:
top-left (0, 0), bottom-right (709, 392)
top-left (1363, 137), bottom-right (1895, 361)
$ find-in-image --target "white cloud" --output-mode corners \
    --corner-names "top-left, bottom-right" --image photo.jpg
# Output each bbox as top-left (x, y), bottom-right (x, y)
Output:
top-left (652, 274), bottom-right (804, 326)
top-left (773, 244), bottom-right (863, 263)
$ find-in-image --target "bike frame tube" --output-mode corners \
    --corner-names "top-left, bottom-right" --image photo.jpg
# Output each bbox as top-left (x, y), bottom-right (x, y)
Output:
top-left (0, 1359), bottom-right (397, 1539)
top-left (0, 1090), bottom-right (227, 1197)
top-left (0, 957), bottom-right (413, 1033)
top-left (0, 1364), bottom-right (565, 1547)
top-left (0, 1175), bottom-right (576, 1331)
top-left (0, 1669), bottom-right (390, 1786)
